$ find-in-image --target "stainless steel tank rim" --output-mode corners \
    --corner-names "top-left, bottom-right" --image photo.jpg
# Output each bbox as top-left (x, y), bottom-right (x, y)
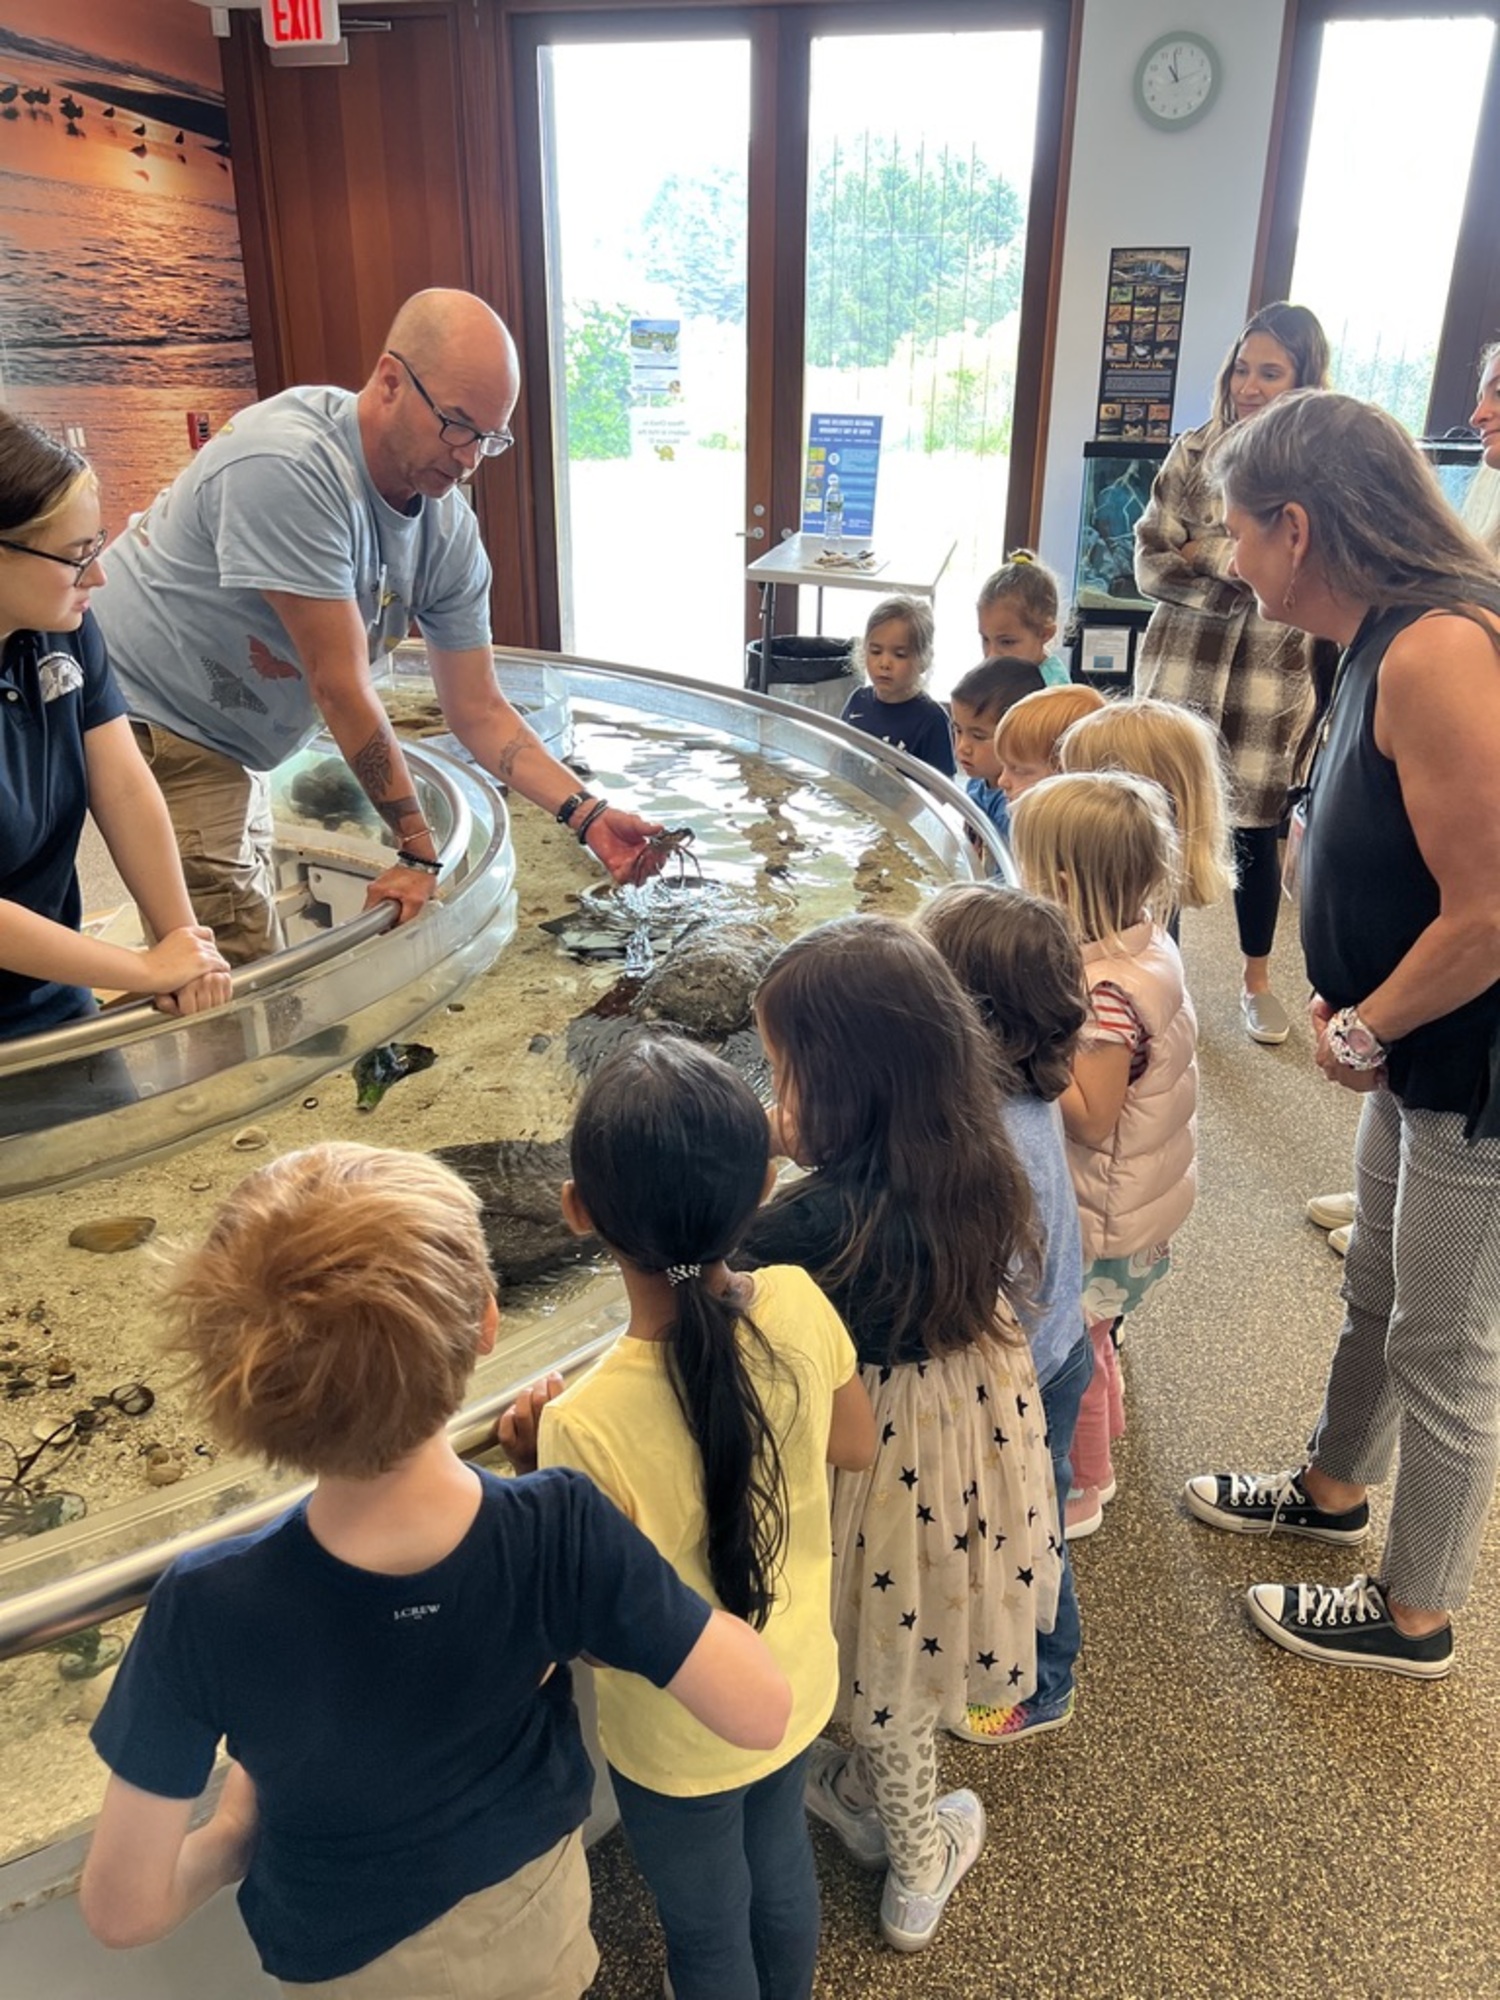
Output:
top-left (517, 646), bottom-right (1014, 882)
top-left (0, 1312), bottom-right (625, 1662)
top-left (0, 741), bottom-right (481, 1079)
top-left (0, 652), bottom-right (1004, 1659)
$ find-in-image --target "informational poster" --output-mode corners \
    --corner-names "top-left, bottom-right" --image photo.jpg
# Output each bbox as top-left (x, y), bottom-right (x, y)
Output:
top-left (1095, 247), bottom-right (1189, 442)
top-left (627, 319), bottom-right (682, 395)
top-left (801, 414), bottom-right (883, 540)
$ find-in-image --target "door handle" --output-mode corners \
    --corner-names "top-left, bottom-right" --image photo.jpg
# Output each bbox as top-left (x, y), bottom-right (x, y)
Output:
top-left (736, 527), bottom-right (766, 540)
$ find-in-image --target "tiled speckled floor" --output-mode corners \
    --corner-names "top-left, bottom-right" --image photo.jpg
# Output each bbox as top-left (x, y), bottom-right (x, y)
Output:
top-left (585, 895), bottom-right (1500, 2000)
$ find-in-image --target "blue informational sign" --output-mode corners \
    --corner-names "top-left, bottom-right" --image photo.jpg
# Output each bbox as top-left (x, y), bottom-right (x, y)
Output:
top-left (802, 414), bottom-right (883, 540)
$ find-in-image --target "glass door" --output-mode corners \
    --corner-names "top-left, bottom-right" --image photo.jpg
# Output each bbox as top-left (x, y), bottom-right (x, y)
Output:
top-left (800, 26), bottom-right (1044, 690)
top-left (514, 6), bottom-right (1061, 689)
top-left (527, 28), bottom-right (752, 682)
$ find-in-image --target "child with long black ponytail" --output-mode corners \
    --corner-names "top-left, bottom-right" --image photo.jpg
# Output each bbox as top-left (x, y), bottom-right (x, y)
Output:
top-left (500, 1033), bottom-right (874, 2000)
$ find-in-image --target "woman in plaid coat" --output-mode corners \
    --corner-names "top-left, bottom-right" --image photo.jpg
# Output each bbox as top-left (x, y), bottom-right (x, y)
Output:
top-left (1134, 302), bottom-right (1330, 1046)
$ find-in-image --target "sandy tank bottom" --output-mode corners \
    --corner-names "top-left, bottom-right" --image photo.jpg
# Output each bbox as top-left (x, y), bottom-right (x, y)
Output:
top-left (0, 727), bottom-right (940, 1865)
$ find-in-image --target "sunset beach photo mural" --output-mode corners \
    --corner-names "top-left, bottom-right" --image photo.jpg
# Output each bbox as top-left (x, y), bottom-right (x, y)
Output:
top-left (0, 0), bottom-right (256, 524)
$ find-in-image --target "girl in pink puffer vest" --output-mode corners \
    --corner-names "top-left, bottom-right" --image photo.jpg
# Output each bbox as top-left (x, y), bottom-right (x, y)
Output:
top-left (1011, 772), bottom-right (1199, 1540)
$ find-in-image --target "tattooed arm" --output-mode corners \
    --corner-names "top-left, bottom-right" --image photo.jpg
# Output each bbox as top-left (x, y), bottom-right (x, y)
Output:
top-left (428, 645), bottom-right (667, 884)
top-left (263, 592), bottom-right (440, 924)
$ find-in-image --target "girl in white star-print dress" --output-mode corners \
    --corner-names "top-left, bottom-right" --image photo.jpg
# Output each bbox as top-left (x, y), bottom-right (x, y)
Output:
top-left (737, 916), bottom-right (1061, 1953)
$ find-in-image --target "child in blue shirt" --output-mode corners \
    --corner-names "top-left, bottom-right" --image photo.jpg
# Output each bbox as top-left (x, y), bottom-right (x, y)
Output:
top-left (81, 1142), bottom-right (790, 1996)
top-left (949, 655), bottom-right (1048, 841)
top-left (839, 595), bottom-right (955, 776)
top-left (914, 884), bottom-right (1092, 1742)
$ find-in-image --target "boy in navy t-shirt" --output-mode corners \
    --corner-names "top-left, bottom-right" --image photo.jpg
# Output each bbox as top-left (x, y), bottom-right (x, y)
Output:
top-left (82, 1142), bottom-right (791, 1996)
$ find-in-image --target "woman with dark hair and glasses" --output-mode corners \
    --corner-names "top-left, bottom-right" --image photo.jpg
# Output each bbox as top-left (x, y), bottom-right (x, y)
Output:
top-left (0, 409), bottom-right (230, 1045)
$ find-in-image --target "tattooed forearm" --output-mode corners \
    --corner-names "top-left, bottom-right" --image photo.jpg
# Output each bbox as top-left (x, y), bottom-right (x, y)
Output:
top-left (493, 732), bottom-right (525, 787)
top-left (350, 726), bottom-right (422, 834)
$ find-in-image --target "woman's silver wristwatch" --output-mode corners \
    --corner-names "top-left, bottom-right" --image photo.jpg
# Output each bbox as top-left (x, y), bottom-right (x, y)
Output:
top-left (1326, 1005), bottom-right (1387, 1072)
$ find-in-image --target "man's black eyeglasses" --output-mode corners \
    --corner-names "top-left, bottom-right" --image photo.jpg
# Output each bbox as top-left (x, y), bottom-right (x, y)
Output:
top-left (389, 351), bottom-right (514, 459)
top-left (0, 528), bottom-right (107, 584)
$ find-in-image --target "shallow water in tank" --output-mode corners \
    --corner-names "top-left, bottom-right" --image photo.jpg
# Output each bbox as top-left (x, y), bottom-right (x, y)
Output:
top-left (0, 690), bottom-right (977, 1863)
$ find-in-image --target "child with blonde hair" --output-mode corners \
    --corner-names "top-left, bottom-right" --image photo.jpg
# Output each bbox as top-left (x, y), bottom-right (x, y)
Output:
top-left (976, 550), bottom-right (1071, 686)
top-left (993, 684), bottom-right (1108, 810)
top-left (1058, 696), bottom-right (1235, 914)
top-left (1011, 774), bottom-right (1199, 1539)
top-left (840, 594), bottom-right (954, 776)
top-left (81, 1143), bottom-right (790, 1998)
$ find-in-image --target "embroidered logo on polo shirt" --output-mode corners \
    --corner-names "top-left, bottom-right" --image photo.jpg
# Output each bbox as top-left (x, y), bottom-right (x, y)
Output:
top-left (36, 652), bottom-right (84, 703)
top-left (393, 1603), bottom-right (440, 1622)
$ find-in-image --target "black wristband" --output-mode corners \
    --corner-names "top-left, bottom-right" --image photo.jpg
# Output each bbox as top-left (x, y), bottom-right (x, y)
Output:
top-left (555, 789), bottom-right (594, 827)
top-left (575, 798), bottom-right (610, 845)
top-left (395, 849), bottom-right (443, 875)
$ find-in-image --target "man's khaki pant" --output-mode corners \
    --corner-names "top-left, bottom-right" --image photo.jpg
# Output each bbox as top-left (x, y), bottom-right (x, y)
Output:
top-left (129, 718), bottom-right (284, 966)
top-left (277, 1830), bottom-right (598, 2000)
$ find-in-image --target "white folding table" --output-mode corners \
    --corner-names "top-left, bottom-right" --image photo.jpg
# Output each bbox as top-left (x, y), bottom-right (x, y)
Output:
top-left (744, 533), bottom-right (957, 690)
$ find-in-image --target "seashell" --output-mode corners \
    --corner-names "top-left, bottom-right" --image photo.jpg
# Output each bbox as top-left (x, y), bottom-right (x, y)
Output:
top-left (232, 1126), bottom-right (270, 1151)
top-left (302, 1097), bottom-right (319, 1110)
top-left (46, 1360), bottom-right (75, 1388)
top-left (189, 1178), bottom-right (212, 1192)
top-left (447, 1002), bottom-right (466, 1014)
top-left (67, 1217), bottom-right (156, 1254)
top-left (34, 1418), bottom-right (75, 1445)
top-left (145, 1456), bottom-right (185, 1486)
top-left (527, 1034), bottom-right (551, 1054)
top-left (26, 1300), bottom-right (47, 1323)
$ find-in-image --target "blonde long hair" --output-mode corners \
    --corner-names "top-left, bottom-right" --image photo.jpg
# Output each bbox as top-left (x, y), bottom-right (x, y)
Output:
top-left (1010, 771), bottom-right (1180, 950)
top-left (1058, 699), bottom-right (1234, 910)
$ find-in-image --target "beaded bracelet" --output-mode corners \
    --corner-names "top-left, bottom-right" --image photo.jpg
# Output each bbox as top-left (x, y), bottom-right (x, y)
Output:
top-left (575, 799), bottom-right (610, 845)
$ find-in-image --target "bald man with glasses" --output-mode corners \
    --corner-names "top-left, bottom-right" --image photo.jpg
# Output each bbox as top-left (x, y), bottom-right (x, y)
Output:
top-left (96, 289), bottom-right (662, 964)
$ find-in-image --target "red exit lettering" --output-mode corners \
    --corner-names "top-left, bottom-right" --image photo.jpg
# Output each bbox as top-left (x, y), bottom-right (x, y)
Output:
top-left (264, 0), bottom-right (336, 46)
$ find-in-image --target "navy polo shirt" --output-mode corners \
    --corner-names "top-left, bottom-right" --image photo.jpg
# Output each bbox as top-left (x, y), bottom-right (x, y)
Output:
top-left (0, 612), bottom-right (126, 1037)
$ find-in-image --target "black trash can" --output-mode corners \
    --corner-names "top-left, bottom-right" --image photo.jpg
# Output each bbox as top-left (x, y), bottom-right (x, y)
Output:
top-left (745, 635), bottom-right (857, 717)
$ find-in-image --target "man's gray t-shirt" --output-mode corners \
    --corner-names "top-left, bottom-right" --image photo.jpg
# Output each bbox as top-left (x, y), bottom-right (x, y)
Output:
top-left (95, 387), bottom-right (492, 772)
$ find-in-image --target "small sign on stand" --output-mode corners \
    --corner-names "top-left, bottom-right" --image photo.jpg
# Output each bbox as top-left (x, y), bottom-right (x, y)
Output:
top-left (801, 414), bottom-right (882, 541)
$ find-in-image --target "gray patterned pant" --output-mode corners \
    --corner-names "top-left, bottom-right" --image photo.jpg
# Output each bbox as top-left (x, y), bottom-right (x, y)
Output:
top-left (839, 1726), bottom-right (944, 1892)
top-left (1309, 1090), bottom-right (1500, 1610)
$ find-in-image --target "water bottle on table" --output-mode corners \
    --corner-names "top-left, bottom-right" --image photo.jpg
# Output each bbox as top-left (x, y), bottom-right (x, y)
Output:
top-left (821, 474), bottom-right (845, 555)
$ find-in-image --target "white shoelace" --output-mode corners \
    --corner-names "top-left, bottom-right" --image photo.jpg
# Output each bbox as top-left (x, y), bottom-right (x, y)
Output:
top-left (1294, 1574), bottom-right (1385, 1628)
top-left (1225, 1469), bottom-right (1306, 1518)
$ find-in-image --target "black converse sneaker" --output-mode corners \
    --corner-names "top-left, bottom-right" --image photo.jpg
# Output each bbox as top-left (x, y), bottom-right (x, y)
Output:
top-left (1246, 1574), bottom-right (1454, 1678)
top-left (1183, 1467), bottom-right (1369, 1543)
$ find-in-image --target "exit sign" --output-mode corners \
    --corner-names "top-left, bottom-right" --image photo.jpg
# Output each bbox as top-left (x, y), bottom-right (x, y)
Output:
top-left (261, 0), bottom-right (341, 46)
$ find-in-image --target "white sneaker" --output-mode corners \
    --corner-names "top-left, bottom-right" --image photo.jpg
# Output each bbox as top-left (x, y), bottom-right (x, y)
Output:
top-left (1306, 1189), bottom-right (1356, 1230)
top-left (1329, 1224), bottom-right (1351, 1256)
top-left (803, 1737), bottom-right (887, 1870)
top-left (878, 1790), bottom-right (986, 1952)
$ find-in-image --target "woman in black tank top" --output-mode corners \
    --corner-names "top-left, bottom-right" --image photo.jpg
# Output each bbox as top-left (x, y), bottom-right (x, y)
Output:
top-left (1178, 389), bottom-right (1500, 1682)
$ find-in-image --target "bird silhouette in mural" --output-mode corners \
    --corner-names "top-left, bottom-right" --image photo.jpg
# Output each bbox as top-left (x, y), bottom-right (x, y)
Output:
top-left (0, 85), bottom-right (18, 105)
top-left (101, 103), bottom-right (115, 117)
top-left (22, 87), bottom-right (49, 106)
top-left (132, 121), bottom-right (146, 136)
top-left (65, 120), bottom-right (82, 138)
top-left (60, 95), bottom-right (83, 119)
top-left (173, 129), bottom-right (184, 144)
top-left (131, 141), bottom-right (148, 157)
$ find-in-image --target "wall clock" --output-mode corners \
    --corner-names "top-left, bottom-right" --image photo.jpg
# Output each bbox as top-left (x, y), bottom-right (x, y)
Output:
top-left (1134, 32), bottom-right (1222, 130)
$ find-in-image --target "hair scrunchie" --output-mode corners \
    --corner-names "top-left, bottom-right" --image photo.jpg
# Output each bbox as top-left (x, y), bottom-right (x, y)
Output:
top-left (665, 1263), bottom-right (702, 1287)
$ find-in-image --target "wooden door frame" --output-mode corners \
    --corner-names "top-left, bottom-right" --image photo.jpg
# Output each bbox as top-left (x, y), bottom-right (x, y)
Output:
top-left (1251, 0), bottom-right (1500, 434)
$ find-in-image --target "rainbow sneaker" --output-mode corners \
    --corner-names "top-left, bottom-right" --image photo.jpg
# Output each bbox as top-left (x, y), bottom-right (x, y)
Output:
top-left (947, 1688), bottom-right (1075, 1745)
